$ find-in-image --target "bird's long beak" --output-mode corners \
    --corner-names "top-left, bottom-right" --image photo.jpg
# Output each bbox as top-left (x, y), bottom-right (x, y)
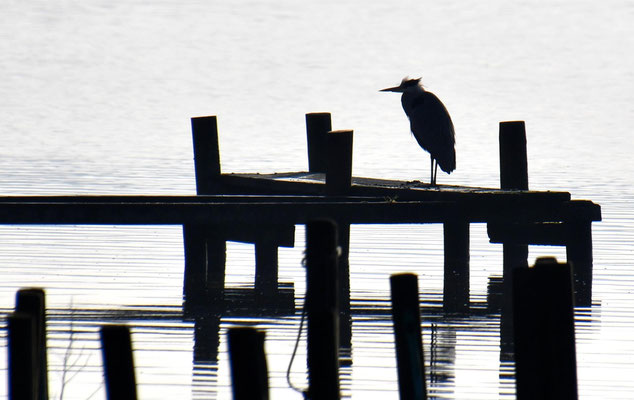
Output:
top-left (380, 85), bottom-right (404, 93)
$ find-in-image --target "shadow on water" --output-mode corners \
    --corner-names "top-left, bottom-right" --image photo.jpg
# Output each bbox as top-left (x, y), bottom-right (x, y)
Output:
top-left (0, 280), bottom-right (601, 398)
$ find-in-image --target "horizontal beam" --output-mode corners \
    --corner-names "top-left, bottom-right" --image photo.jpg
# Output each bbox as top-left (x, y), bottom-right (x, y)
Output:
top-left (0, 196), bottom-right (600, 226)
top-left (488, 222), bottom-right (567, 245)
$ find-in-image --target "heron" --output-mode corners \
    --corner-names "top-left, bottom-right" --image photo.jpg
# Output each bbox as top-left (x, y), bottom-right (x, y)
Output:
top-left (380, 77), bottom-right (456, 185)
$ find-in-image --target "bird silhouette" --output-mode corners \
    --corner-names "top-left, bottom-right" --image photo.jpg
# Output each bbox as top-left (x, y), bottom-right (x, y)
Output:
top-left (381, 77), bottom-right (456, 185)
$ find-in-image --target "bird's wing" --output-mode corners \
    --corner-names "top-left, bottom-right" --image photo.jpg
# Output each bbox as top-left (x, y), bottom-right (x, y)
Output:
top-left (409, 92), bottom-right (456, 172)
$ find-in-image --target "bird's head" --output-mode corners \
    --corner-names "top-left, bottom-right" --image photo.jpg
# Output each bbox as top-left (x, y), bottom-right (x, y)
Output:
top-left (380, 77), bottom-right (423, 93)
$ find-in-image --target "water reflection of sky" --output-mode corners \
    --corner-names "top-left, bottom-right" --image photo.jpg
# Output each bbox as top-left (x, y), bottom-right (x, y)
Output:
top-left (1, 0), bottom-right (633, 398)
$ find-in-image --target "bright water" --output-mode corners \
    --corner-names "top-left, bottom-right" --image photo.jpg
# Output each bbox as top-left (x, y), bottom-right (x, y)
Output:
top-left (1, 0), bottom-right (633, 398)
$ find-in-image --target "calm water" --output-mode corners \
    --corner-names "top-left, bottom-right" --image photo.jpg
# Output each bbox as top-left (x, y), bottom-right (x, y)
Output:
top-left (1, 0), bottom-right (633, 398)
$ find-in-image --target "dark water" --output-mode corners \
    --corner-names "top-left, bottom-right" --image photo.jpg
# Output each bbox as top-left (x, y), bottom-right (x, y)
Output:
top-left (1, 0), bottom-right (633, 398)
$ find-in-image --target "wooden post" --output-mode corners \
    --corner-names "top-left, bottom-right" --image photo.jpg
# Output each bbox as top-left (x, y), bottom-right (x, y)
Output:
top-left (182, 225), bottom-right (227, 313)
top-left (191, 116), bottom-right (221, 195)
top-left (100, 325), bottom-right (137, 400)
top-left (390, 273), bottom-right (427, 400)
top-left (499, 121), bottom-right (528, 190)
top-left (305, 220), bottom-right (340, 400)
top-left (566, 220), bottom-right (593, 306)
top-left (15, 289), bottom-right (48, 400)
top-left (206, 234), bottom-right (227, 304)
top-left (255, 239), bottom-right (279, 298)
top-left (499, 121), bottom-right (530, 342)
top-left (193, 315), bottom-right (221, 363)
top-left (443, 219), bottom-right (470, 313)
top-left (306, 112), bottom-right (332, 173)
top-left (499, 121), bottom-right (529, 273)
top-left (326, 130), bottom-right (353, 196)
top-left (8, 312), bottom-right (37, 400)
top-left (512, 257), bottom-right (578, 400)
top-left (337, 222), bottom-right (352, 349)
top-left (228, 327), bottom-right (269, 400)
top-left (183, 224), bottom-right (208, 312)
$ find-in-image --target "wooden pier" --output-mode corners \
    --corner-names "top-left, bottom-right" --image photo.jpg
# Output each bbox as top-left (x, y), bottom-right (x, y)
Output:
top-left (0, 113), bottom-right (601, 313)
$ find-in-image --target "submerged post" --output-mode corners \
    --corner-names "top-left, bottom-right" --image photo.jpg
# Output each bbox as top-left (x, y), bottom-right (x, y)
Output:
top-left (390, 273), bottom-right (427, 400)
top-left (255, 239), bottom-right (279, 298)
top-left (8, 312), bottom-right (36, 400)
top-left (305, 220), bottom-right (340, 400)
top-left (512, 257), bottom-right (578, 400)
top-left (191, 116), bottom-right (221, 195)
top-left (566, 219), bottom-right (594, 307)
top-left (228, 327), bottom-right (269, 400)
top-left (326, 130), bottom-right (353, 196)
top-left (15, 289), bottom-right (48, 400)
top-left (306, 112), bottom-right (332, 173)
top-left (100, 325), bottom-right (138, 400)
top-left (443, 219), bottom-right (470, 313)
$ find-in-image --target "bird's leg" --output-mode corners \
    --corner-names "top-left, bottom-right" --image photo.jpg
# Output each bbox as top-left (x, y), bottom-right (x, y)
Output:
top-left (430, 156), bottom-right (435, 185)
top-left (433, 161), bottom-right (439, 186)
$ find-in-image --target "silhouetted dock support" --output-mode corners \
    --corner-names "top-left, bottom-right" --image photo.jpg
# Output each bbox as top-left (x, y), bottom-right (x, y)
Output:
top-left (443, 219), bottom-right (470, 313)
top-left (306, 220), bottom-right (341, 400)
top-left (15, 289), bottom-right (49, 400)
top-left (513, 257), bottom-right (578, 399)
top-left (306, 112), bottom-right (332, 173)
top-left (8, 313), bottom-right (36, 400)
top-left (228, 327), bottom-right (270, 400)
top-left (100, 325), bottom-right (138, 400)
top-left (390, 273), bottom-right (427, 399)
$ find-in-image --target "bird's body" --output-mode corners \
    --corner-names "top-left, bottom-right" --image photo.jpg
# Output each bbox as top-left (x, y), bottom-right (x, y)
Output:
top-left (381, 78), bottom-right (456, 185)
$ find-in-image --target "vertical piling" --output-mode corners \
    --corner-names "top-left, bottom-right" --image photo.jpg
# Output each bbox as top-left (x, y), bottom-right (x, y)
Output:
top-left (499, 121), bottom-right (528, 191)
top-left (499, 121), bottom-right (530, 343)
top-left (512, 257), bottom-right (578, 400)
top-left (499, 121), bottom-right (529, 272)
top-left (326, 130), bottom-right (353, 196)
top-left (255, 239), bottom-right (279, 298)
top-left (324, 128), bottom-right (353, 348)
top-left (306, 112), bottom-right (332, 173)
top-left (305, 220), bottom-right (340, 400)
top-left (183, 224), bottom-right (208, 312)
top-left (15, 288), bottom-right (48, 400)
top-left (100, 325), bottom-right (137, 400)
top-left (191, 116), bottom-right (221, 195)
top-left (443, 219), bottom-right (470, 313)
top-left (390, 273), bottom-right (427, 400)
top-left (566, 220), bottom-right (593, 306)
top-left (8, 312), bottom-right (37, 400)
top-left (228, 327), bottom-right (269, 400)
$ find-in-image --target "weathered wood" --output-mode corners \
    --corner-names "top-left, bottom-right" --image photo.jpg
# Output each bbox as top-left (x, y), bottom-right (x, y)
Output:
top-left (512, 257), bottom-right (577, 400)
top-left (443, 220), bottom-right (470, 313)
top-left (228, 327), bottom-right (269, 400)
top-left (0, 198), bottom-right (600, 225)
top-left (499, 121), bottom-right (528, 190)
top-left (255, 239), bottom-right (279, 298)
top-left (326, 130), bottom-right (353, 196)
top-left (8, 312), bottom-right (37, 400)
top-left (182, 224), bottom-right (208, 311)
top-left (306, 112), bottom-right (332, 173)
top-left (487, 222), bottom-right (567, 245)
top-left (390, 273), bottom-right (427, 400)
top-left (209, 223), bottom-right (295, 247)
top-left (15, 289), bottom-right (48, 400)
top-left (337, 222), bottom-right (352, 349)
top-left (566, 220), bottom-right (593, 306)
top-left (206, 234), bottom-right (227, 302)
top-left (100, 325), bottom-right (137, 400)
top-left (306, 220), bottom-right (340, 400)
top-left (192, 116), bottom-right (221, 194)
